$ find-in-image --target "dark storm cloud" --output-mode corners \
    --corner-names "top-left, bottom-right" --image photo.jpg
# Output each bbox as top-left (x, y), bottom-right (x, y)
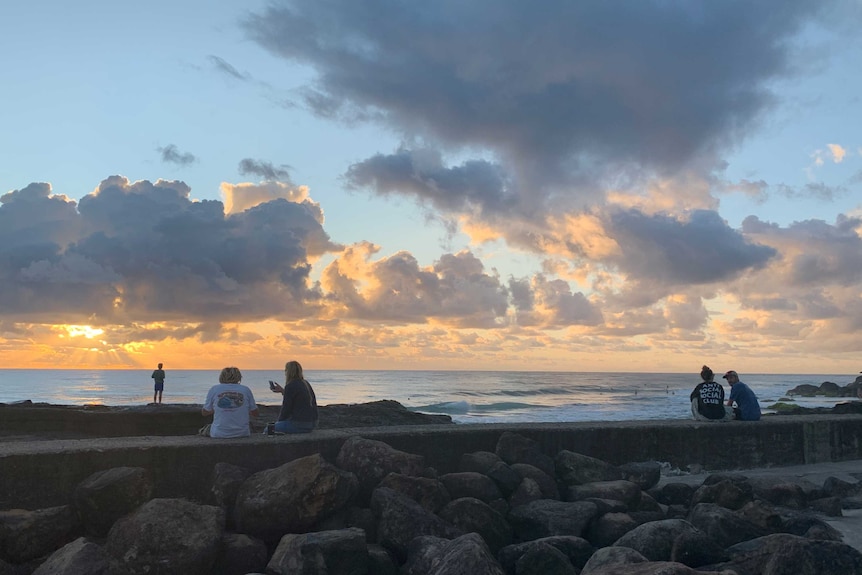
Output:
top-left (0, 177), bottom-right (338, 323)
top-left (158, 144), bottom-right (197, 166)
top-left (604, 209), bottom-right (777, 286)
top-left (344, 148), bottom-right (516, 215)
top-left (245, 0), bottom-right (824, 197)
top-left (208, 55), bottom-right (250, 81)
top-left (239, 158), bottom-right (292, 182)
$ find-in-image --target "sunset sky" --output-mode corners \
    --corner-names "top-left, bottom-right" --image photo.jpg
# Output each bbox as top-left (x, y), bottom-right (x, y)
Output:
top-left (2, 1), bottom-right (862, 373)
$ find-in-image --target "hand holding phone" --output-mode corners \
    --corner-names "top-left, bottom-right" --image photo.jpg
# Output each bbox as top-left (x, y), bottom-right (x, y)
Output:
top-left (269, 380), bottom-right (277, 391)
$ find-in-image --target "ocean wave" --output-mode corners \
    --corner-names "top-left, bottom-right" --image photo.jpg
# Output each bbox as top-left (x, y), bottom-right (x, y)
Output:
top-left (412, 400), bottom-right (553, 415)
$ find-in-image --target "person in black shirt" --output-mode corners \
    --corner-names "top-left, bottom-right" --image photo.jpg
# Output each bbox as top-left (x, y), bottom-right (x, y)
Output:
top-left (269, 360), bottom-right (319, 433)
top-left (690, 365), bottom-right (731, 421)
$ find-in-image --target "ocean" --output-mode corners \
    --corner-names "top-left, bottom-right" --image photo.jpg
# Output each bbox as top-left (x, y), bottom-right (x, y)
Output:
top-left (0, 370), bottom-right (857, 424)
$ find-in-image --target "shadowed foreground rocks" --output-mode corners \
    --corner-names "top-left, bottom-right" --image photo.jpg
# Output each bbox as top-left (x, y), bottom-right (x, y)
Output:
top-left (2, 431), bottom-right (861, 574)
top-left (0, 399), bottom-right (452, 441)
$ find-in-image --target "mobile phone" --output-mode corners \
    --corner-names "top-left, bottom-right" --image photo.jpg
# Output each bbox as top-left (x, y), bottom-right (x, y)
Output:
top-left (268, 380), bottom-right (277, 390)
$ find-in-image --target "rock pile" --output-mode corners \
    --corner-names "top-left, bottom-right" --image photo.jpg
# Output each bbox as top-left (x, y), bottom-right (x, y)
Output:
top-left (1, 431), bottom-right (861, 574)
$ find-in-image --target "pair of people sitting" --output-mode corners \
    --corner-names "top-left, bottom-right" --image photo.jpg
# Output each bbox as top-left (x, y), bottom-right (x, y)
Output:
top-left (691, 365), bottom-right (760, 421)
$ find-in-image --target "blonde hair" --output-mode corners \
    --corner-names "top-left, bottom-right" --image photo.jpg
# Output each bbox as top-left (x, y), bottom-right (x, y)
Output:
top-left (285, 360), bottom-right (304, 382)
top-left (219, 367), bottom-right (242, 384)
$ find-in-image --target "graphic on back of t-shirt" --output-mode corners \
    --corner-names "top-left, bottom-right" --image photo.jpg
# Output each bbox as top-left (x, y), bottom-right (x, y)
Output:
top-left (217, 391), bottom-right (246, 410)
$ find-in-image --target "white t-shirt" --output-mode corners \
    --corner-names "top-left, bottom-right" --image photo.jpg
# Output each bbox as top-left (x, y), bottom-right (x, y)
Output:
top-left (203, 383), bottom-right (257, 438)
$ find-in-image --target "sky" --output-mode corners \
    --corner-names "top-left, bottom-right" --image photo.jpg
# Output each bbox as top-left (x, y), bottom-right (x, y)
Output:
top-left (1, 0), bottom-right (862, 374)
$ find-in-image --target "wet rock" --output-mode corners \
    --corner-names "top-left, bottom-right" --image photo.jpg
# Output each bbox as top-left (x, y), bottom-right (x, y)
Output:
top-left (508, 500), bottom-right (598, 540)
top-left (266, 527), bottom-right (368, 575)
top-left (495, 432), bottom-right (555, 478)
top-left (73, 466), bottom-right (152, 537)
top-left (0, 505), bottom-right (79, 564)
top-left (234, 453), bottom-right (358, 541)
top-left (555, 451), bottom-right (622, 486)
top-left (105, 498), bottom-right (224, 575)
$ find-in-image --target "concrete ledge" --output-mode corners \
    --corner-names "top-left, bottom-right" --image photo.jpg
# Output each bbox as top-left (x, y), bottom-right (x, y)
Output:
top-left (3, 415), bottom-right (862, 509)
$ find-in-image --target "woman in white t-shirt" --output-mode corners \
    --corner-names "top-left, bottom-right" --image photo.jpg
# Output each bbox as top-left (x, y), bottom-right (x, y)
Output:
top-left (201, 367), bottom-right (259, 438)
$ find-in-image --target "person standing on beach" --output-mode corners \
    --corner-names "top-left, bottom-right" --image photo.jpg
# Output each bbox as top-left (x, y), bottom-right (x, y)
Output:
top-left (151, 363), bottom-right (165, 404)
top-left (690, 365), bottom-right (731, 421)
top-left (268, 360), bottom-right (318, 433)
top-left (724, 370), bottom-right (761, 421)
top-left (201, 367), bottom-right (259, 438)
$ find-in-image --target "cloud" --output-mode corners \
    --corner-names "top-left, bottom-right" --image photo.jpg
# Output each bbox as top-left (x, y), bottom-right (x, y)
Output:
top-left (828, 143), bottom-right (847, 163)
top-left (208, 55), bottom-right (250, 81)
top-left (245, 0), bottom-right (828, 200)
top-left (157, 144), bottom-right (197, 166)
top-left (238, 158), bottom-right (292, 182)
top-left (0, 176), bottom-right (338, 323)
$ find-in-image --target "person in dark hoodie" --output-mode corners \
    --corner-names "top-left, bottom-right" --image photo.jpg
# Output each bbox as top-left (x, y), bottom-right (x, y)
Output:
top-left (268, 360), bottom-right (319, 433)
top-left (690, 365), bottom-right (731, 421)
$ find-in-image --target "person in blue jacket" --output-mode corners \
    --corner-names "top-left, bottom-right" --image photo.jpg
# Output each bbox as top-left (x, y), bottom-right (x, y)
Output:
top-left (724, 370), bottom-right (761, 421)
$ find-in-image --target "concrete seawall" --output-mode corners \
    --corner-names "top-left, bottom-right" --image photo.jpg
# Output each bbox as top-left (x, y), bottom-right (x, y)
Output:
top-left (3, 414), bottom-right (862, 509)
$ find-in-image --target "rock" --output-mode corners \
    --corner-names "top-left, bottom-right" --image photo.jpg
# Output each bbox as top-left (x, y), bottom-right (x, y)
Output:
top-left (234, 453), bottom-right (357, 540)
top-left (618, 461), bottom-right (662, 491)
top-left (585, 512), bottom-right (639, 548)
top-left (654, 482), bottom-right (694, 506)
top-left (378, 473), bottom-right (451, 513)
top-left (266, 527), bottom-right (368, 575)
top-left (687, 502), bottom-right (769, 548)
top-left (438, 497), bottom-right (513, 553)
top-left (751, 480), bottom-right (808, 509)
top-left (510, 463), bottom-right (560, 500)
top-left (213, 533), bottom-right (267, 575)
top-left (72, 466), bottom-right (152, 537)
top-left (507, 500), bottom-right (598, 540)
top-left (367, 543), bottom-right (399, 575)
top-left (371, 487), bottom-right (461, 561)
top-left (0, 505), bottom-right (79, 564)
top-left (402, 536), bottom-right (449, 575)
top-left (555, 450), bottom-right (622, 486)
top-left (635, 492), bottom-right (663, 513)
top-left (583, 561), bottom-right (727, 574)
top-left (786, 384), bottom-right (821, 397)
top-left (439, 472), bottom-right (503, 503)
top-left (514, 542), bottom-right (577, 575)
top-left (580, 546), bottom-right (649, 575)
top-left (668, 526), bottom-right (728, 568)
top-left (735, 500), bottom-right (783, 533)
top-left (690, 478), bottom-right (753, 510)
top-left (31, 537), bottom-right (113, 575)
top-left (567, 480), bottom-right (642, 508)
top-left (105, 498), bottom-right (224, 575)
top-left (210, 462), bottom-right (250, 509)
top-left (495, 432), bottom-right (555, 478)
top-left (724, 533), bottom-right (862, 575)
top-left (486, 461), bottom-right (522, 497)
top-left (821, 476), bottom-right (859, 498)
top-left (318, 400), bottom-right (453, 428)
top-left (808, 496), bottom-right (843, 517)
top-left (498, 536), bottom-right (594, 573)
top-left (509, 477), bottom-right (544, 508)
top-left (402, 532), bottom-right (505, 575)
top-left (781, 511), bottom-right (842, 540)
top-left (459, 451), bottom-right (504, 474)
top-left (336, 436), bottom-right (427, 502)
top-left (612, 519), bottom-right (705, 562)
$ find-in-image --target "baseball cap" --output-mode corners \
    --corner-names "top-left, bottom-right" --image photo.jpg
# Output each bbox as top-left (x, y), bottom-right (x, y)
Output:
top-left (722, 370), bottom-right (738, 379)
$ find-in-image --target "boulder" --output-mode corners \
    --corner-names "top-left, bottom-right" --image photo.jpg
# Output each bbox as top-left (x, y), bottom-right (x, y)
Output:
top-left (213, 533), bottom-right (267, 575)
top-left (31, 537), bottom-right (113, 575)
top-left (821, 476), bottom-right (859, 498)
top-left (439, 472), bottom-right (503, 503)
top-left (690, 478), bottom-right (753, 510)
top-left (580, 546), bottom-right (649, 575)
top-left (210, 462), bottom-right (250, 510)
top-left (510, 463), bottom-right (560, 500)
top-left (751, 480), bottom-right (808, 509)
top-left (72, 466), bottom-right (152, 537)
top-left (371, 487), bottom-right (461, 561)
top-left (583, 561), bottom-right (727, 574)
top-left (266, 527), bottom-right (368, 575)
top-left (402, 532), bottom-right (505, 575)
top-left (808, 496), bottom-right (843, 517)
top-left (736, 500), bottom-right (784, 533)
top-left (654, 483), bottom-right (694, 507)
top-left (585, 512), bottom-right (639, 548)
top-left (555, 451), bottom-right (622, 486)
top-left (438, 497), bottom-right (513, 553)
top-left (495, 432), bottom-right (555, 478)
top-left (486, 461), bottom-right (522, 497)
top-left (687, 502), bottom-right (769, 548)
top-left (724, 533), bottom-right (862, 575)
top-left (378, 473), bottom-right (450, 513)
top-left (507, 499), bottom-right (598, 540)
top-left (336, 436), bottom-right (427, 502)
top-left (0, 505), bottom-right (79, 564)
top-left (459, 451), bottom-right (504, 474)
top-left (618, 461), bottom-right (662, 491)
top-left (234, 453), bottom-right (357, 540)
top-left (612, 519), bottom-right (705, 562)
top-left (514, 542), bottom-right (577, 575)
top-left (497, 536), bottom-right (594, 573)
top-left (105, 498), bottom-right (224, 575)
top-left (668, 526), bottom-right (728, 568)
top-left (509, 477), bottom-right (544, 508)
top-left (567, 480), bottom-right (642, 508)
top-left (367, 543), bottom-right (399, 575)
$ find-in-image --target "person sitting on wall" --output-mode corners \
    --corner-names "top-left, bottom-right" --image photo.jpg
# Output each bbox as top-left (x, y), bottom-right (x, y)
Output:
top-left (200, 367), bottom-right (259, 438)
top-left (690, 365), bottom-right (732, 421)
top-left (267, 360), bottom-right (318, 434)
top-left (724, 370), bottom-right (761, 421)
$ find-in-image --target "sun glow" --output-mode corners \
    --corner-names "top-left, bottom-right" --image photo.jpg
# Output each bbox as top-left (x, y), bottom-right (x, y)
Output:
top-left (62, 325), bottom-right (105, 339)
